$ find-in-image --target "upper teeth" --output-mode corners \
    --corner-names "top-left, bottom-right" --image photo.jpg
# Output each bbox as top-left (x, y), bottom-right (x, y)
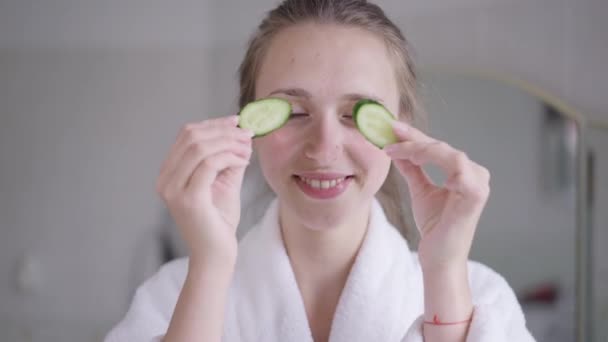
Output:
top-left (299, 176), bottom-right (346, 189)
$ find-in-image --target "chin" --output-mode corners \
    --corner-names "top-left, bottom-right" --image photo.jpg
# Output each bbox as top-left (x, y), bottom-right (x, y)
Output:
top-left (298, 213), bottom-right (348, 232)
top-left (284, 195), bottom-right (356, 231)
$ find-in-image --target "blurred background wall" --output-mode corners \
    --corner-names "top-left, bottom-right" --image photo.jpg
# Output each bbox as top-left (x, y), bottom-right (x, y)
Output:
top-left (0, 0), bottom-right (606, 340)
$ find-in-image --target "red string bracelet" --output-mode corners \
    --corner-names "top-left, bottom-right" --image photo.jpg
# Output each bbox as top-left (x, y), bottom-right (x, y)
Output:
top-left (423, 314), bottom-right (472, 326)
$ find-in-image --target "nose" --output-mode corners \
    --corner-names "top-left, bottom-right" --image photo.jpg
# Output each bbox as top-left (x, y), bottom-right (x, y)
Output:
top-left (303, 113), bottom-right (344, 163)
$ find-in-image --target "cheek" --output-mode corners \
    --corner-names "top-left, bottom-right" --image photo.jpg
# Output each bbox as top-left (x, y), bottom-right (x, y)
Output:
top-left (348, 130), bottom-right (392, 169)
top-left (349, 135), bottom-right (392, 190)
top-left (254, 127), bottom-right (300, 174)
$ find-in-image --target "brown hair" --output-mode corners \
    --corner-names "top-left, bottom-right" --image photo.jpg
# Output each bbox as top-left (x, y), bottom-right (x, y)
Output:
top-left (238, 0), bottom-right (423, 247)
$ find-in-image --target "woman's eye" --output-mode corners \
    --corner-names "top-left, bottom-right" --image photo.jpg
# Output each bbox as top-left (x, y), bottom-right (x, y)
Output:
top-left (341, 114), bottom-right (355, 123)
top-left (289, 113), bottom-right (309, 119)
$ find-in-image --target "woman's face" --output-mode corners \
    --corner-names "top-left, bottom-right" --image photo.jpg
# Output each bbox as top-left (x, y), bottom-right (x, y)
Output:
top-left (253, 23), bottom-right (401, 231)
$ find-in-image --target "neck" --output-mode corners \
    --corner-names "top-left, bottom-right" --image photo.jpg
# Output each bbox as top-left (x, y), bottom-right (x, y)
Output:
top-left (278, 200), bottom-right (373, 341)
top-left (279, 201), bottom-right (371, 284)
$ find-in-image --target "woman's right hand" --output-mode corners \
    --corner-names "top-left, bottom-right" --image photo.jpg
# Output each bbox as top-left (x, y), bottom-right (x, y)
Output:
top-left (156, 115), bottom-right (254, 265)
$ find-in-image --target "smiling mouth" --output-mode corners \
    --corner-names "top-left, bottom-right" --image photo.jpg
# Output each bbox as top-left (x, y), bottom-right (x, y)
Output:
top-left (291, 174), bottom-right (354, 200)
top-left (292, 174), bottom-right (355, 189)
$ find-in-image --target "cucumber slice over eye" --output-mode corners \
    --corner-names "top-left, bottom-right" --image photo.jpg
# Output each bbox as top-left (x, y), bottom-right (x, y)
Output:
top-left (238, 98), bottom-right (292, 137)
top-left (353, 99), bottom-right (398, 148)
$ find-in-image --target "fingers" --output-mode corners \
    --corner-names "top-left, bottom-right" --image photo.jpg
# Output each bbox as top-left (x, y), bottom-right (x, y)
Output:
top-left (167, 128), bottom-right (251, 177)
top-left (386, 141), bottom-right (455, 170)
top-left (446, 162), bottom-right (491, 201)
top-left (158, 118), bottom-right (253, 184)
top-left (181, 114), bottom-right (240, 131)
top-left (390, 120), bottom-right (434, 144)
top-left (385, 139), bottom-right (490, 199)
top-left (165, 116), bottom-right (241, 162)
top-left (167, 137), bottom-right (252, 193)
top-left (392, 159), bottom-right (435, 198)
top-left (187, 151), bottom-right (250, 196)
top-left (156, 116), bottom-right (253, 197)
top-left (168, 117), bottom-right (250, 164)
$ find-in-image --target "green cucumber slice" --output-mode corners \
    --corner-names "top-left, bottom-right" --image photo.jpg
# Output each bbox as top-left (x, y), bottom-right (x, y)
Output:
top-left (353, 99), bottom-right (397, 148)
top-left (238, 98), bottom-right (291, 137)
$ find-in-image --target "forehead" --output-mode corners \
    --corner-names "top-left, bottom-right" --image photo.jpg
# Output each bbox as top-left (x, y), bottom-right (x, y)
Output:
top-left (255, 23), bottom-right (398, 107)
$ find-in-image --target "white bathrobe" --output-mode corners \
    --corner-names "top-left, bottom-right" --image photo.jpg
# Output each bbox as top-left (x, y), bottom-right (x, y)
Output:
top-left (106, 197), bottom-right (536, 341)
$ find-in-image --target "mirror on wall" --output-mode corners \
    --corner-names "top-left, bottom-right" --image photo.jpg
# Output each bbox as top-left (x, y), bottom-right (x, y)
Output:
top-left (415, 69), bottom-right (603, 342)
top-left (586, 121), bottom-right (608, 342)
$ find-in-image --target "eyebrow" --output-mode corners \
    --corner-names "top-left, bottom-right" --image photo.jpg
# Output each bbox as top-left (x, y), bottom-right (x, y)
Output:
top-left (268, 88), bottom-right (311, 98)
top-left (342, 93), bottom-right (386, 106)
top-left (267, 88), bottom-right (386, 105)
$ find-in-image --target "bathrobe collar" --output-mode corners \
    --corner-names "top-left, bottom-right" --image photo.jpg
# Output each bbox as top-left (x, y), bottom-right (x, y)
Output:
top-left (229, 196), bottom-right (421, 341)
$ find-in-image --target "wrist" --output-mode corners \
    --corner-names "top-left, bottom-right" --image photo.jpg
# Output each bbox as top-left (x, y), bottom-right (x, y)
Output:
top-left (421, 261), bottom-right (469, 285)
top-left (189, 250), bottom-right (237, 276)
top-left (420, 256), bottom-right (468, 274)
top-left (191, 236), bottom-right (238, 265)
top-left (422, 263), bottom-right (473, 323)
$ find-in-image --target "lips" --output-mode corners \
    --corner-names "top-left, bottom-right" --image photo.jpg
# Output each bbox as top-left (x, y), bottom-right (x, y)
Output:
top-left (291, 170), bottom-right (356, 199)
top-left (293, 174), bottom-right (354, 199)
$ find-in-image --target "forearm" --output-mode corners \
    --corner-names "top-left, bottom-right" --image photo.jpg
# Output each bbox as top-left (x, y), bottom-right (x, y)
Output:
top-left (422, 264), bottom-right (473, 342)
top-left (164, 257), bottom-right (236, 342)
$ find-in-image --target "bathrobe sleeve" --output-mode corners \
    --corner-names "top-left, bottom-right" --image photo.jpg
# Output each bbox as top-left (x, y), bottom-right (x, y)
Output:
top-left (104, 258), bottom-right (189, 342)
top-left (401, 260), bottom-right (536, 342)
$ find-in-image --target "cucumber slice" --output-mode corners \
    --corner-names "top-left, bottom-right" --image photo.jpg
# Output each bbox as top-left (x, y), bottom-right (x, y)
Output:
top-left (238, 98), bottom-right (291, 137)
top-left (353, 99), bottom-right (397, 148)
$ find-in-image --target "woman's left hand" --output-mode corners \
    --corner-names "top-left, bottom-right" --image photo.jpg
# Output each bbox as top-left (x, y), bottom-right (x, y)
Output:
top-left (383, 120), bottom-right (491, 273)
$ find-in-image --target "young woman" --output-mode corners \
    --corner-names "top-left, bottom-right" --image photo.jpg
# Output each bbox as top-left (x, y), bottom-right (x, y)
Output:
top-left (106, 1), bottom-right (535, 341)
